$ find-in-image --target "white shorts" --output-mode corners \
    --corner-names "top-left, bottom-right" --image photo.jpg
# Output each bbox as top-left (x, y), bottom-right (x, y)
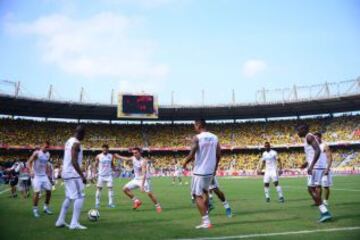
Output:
top-left (209, 176), bottom-right (219, 190)
top-left (64, 178), bottom-right (85, 200)
top-left (174, 171), bottom-right (183, 177)
top-left (191, 175), bottom-right (212, 196)
top-left (97, 175), bottom-right (113, 188)
top-left (307, 169), bottom-right (325, 187)
top-left (322, 172), bottom-right (333, 187)
top-left (32, 175), bottom-right (52, 192)
top-left (124, 178), bottom-right (152, 193)
top-left (264, 170), bottom-right (279, 183)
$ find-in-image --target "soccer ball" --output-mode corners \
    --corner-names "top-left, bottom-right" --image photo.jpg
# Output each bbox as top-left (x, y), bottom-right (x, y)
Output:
top-left (88, 209), bottom-right (100, 221)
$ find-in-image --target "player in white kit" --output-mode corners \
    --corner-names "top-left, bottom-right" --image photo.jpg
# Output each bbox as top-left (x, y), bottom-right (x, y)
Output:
top-left (55, 126), bottom-right (87, 230)
top-left (172, 160), bottom-right (183, 185)
top-left (115, 148), bottom-right (162, 213)
top-left (95, 144), bottom-right (116, 208)
top-left (314, 132), bottom-right (333, 206)
top-left (28, 141), bottom-right (54, 218)
top-left (296, 124), bottom-right (332, 222)
top-left (257, 142), bottom-right (285, 203)
top-left (183, 119), bottom-right (221, 229)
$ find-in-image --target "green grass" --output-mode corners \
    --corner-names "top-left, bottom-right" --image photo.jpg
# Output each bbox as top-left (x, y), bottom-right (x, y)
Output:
top-left (1, 176), bottom-right (360, 240)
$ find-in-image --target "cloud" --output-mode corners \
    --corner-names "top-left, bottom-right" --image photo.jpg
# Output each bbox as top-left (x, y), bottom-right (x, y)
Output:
top-left (242, 59), bottom-right (268, 78)
top-left (5, 12), bottom-right (169, 79)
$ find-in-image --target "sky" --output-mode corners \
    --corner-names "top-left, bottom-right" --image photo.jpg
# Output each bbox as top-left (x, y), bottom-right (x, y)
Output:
top-left (0, 0), bottom-right (359, 105)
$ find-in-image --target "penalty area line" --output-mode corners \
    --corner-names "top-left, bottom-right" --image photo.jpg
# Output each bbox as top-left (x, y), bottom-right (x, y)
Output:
top-left (0, 188), bottom-right (11, 195)
top-left (172, 226), bottom-right (360, 240)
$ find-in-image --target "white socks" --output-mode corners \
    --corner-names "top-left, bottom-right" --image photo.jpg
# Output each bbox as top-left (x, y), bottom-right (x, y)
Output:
top-left (70, 198), bottom-right (84, 227)
top-left (276, 186), bottom-right (283, 198)
top-left (202, 215), bottom-right (211, 224)
top-left (264, 187), bottom-right (270, 198)
top-left (222, 200), bottom-right (230, 209)
top-left (56, 198), bottom-right (71, 224)
top-left (96, 189), bottom-right (101, 206)
top-left (108, 189), bottom-right (113, 205)
top-left (319, 204), bottom-right (328, 214)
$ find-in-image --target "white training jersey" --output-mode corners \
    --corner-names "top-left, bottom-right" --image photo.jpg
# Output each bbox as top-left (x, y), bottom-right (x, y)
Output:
top-left (304, 133), bottom-right (326, 169)
top-left (319, 143), bottom-right (329, 168)
top-left (175, 164), bottom-right (182, 172)
top-left (98, 153), bottom-right (113, 177)
top-left (33, 150), bottom-right (50, 176)
top-left (132, 156), bottom-right (150, 180)
top-left (193, 131), bottom-right (219, 176)
top-left (62, 137), bottom-right (83, 179)
top-left (262, 150), bottom-right (278, 172)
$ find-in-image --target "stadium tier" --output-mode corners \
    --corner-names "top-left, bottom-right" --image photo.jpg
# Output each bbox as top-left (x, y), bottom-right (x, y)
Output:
top-left (1, 94), bottom-right (360, 171)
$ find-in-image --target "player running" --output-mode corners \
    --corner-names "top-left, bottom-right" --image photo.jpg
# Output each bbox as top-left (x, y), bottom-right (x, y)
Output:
top-left (115, 148), bottom-right (162, 213)
top-left (95, 144), bottom-right (116, 209)
top-left (172, 159), bottom-right (183, 185)
top-left (257, 141), bottom-right (285, 203)
top-left (55, 126), bottom-right (87, 230)
top-left (208, 176), bottom-right (232, 217)
top-left (314, 132), bottom-right (333, 206)
top-left (183, 119), bottom-right (221, 229)
top-left (296, 123), bottom-right (332, 222)
top-left (28, 141), bottom-right (54, 218)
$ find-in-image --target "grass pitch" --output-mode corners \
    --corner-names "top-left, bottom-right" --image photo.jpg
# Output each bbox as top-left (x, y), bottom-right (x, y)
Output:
top-left (1, 175), bottom-right (360, 240)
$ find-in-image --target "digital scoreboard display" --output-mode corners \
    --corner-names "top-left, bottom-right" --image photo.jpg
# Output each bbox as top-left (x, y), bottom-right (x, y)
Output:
top-left (117, 93), bottom-right (158, 119)
top-left (122, 95), bottom-right (154, 114)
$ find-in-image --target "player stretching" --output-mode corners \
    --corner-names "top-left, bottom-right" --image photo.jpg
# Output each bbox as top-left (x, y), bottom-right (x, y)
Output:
top-left (314, 132), bottom-right (333, 206)
top-left (55, 126), bottom-right (87, 230)
top-left (28, 141), bottom-right (54, 218)
top-left (183, 119), bottom-right (221, 229)
top-left (208, 176), bottom-right (232, 217)
top-left (116, 148), bottom-right (162, 213)
top-left (95, 144), bottom-right (116, 209)
top-left (296, 124), bottom-right (332, 222)
top-left (172, 160), bottom-right (183, 185)
top-left (257, 142), bottom-right (285, 203)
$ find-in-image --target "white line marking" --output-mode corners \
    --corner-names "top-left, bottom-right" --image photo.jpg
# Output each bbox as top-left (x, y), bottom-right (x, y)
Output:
top-left (173, 226), bottom-right (360, 240)
top-left (0, 188), bottom-right (10, 195)
top-left (284, 186), bottom-right (360, 192)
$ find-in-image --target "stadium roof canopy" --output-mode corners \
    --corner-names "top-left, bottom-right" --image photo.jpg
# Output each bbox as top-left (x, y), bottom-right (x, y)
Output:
top-left (1, 94), bottom-right (360, 121)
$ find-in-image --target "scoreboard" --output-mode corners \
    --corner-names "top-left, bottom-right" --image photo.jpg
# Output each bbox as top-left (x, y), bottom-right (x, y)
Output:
top-left (117, 93), bottom-right (158, 119)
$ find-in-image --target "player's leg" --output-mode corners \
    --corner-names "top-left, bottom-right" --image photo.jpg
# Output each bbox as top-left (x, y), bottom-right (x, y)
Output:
top-left (273, 179), bottom-right (284, 203)
top-left (123, 180), bottom-right (142, 209)
top-left (32, 176), bottom-right (41, 217)
top-left (69, 178), bottom-right (86, 229)
top-left (55, 179), bottom-right (72, 227)
top-left (263, 173), bottom-right (271, 202)
top-left (107, 177), bottom-right (115, 208)
top-left (43, 177), bottom-right (53, 214)
top-left (145, 180), bottom-right (162, 212)
top-left (192, 176), bottom-right (212, 229)
top-left (213, 187), bottom-right (232, 217)
top-left (178, 175), bottom-right (183, 184)
top-left (322, 173), bottom-right (332, 206)
top-left (95, 187), bottom-right (102, 209)
top-left (312, 170), bottom-right (331, 222)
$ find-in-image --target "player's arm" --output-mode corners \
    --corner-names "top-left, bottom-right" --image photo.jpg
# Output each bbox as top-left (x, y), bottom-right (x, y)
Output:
top-left (94, 155), bottom-right (100, 176)
top-left (71, 142), bottom-right (86, 184)
top-left (214, 142), bottom-right (221, 175)
top-left (113, 153), bottom-right (132, 161)
top-left (46, 163), bottom-right (54, 185)
top-left (324, 144), bottom-right (333, 175)
top-left (257, 155), bottom-right (265, 175)
top-left (307, 134), bottom-right (321, 175)
top-left (111, 155), bottom-right (116, 171)
top-left (28, 151), bottom-right (38, 177)
top-left (183, 136), bottom-right (199, 169)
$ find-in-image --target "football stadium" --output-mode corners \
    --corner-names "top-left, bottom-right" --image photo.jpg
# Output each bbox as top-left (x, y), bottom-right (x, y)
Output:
top-left (1, 1), bottom-right (360, 240)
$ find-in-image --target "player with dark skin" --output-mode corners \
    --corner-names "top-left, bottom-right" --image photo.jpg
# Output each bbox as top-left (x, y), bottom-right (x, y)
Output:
top-left (297, 124), bottom-right (322, 206)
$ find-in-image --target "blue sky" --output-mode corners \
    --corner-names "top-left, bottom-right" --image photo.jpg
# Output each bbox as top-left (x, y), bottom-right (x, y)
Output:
top-left (0, 0), bottom-right (359, 105)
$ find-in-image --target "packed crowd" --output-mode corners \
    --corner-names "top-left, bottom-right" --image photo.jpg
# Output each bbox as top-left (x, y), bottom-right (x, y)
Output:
top-left (1, 115), bottom-right (359, 149)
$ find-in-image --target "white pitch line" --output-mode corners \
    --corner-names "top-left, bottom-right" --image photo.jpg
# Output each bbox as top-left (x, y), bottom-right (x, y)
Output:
top-left (284, 186), bottom-right (360, 192)
top-left (0, 188), bottom-right (10, 195)
top-left (173, 226), bottom-right (360, 240)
